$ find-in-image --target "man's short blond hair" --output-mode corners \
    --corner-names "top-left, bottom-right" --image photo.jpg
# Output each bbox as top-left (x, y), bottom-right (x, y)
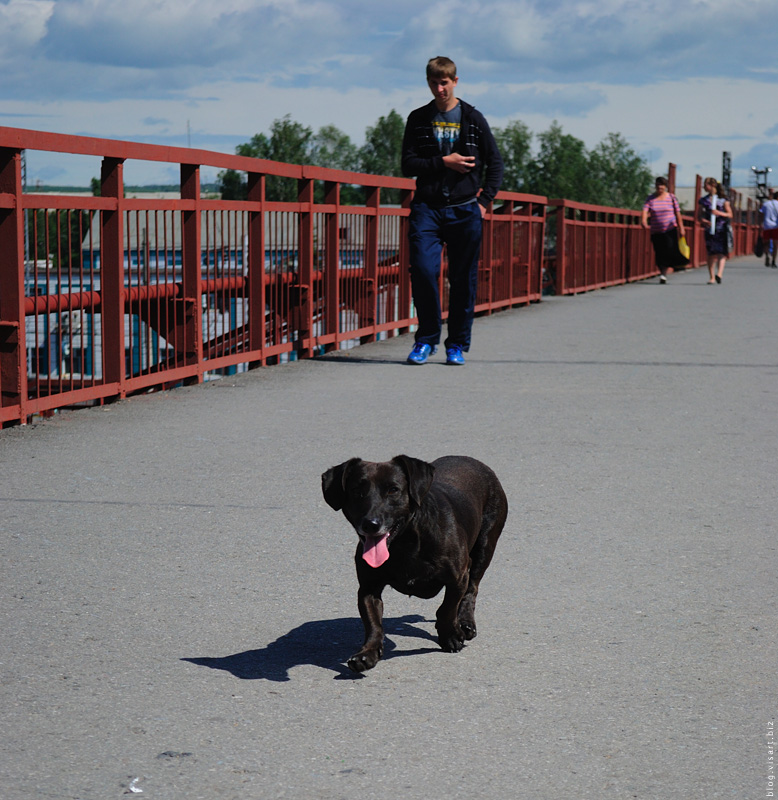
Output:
top-left (426, 56), bottom-right (457, 80)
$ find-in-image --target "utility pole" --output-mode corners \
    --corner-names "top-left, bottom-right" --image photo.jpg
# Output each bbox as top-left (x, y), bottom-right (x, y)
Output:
top-left (751, 165), bottom-right (772, 204)
top-left (722, 151), bottom-right (731, 196)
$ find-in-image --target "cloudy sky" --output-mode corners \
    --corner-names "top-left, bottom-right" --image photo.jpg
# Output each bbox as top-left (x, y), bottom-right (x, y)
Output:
top-left (2, 0), bottom-right (777, 190)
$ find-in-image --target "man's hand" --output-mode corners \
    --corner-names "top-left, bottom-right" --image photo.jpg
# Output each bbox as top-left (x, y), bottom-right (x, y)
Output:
top-left (443, 153), bottom-right (475, 174)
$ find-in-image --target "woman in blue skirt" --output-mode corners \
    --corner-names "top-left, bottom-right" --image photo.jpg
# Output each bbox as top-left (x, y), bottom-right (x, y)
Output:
top-left (698, 178), bottom-right (733, 284)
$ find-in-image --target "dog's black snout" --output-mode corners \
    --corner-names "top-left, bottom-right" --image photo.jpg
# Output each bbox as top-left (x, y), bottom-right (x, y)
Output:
top-left (361, 518), bottom-right (381, 535)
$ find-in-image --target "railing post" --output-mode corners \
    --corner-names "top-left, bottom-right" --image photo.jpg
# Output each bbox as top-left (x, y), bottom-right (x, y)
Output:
top-left (362, 186), bottom-right (379, 344)
top-left (583, 208), bottom-right (592, 289)
top-left (626, 214), bottom-right (637, 282)
top-left (746, 194), bottom-right (751, 254)
top-left (692, 174), bottom-right (702, 268)
top-left (504, 199), bottom-right (515, 301)
top-left (323, 179), bottom-right (340, 353)
top-left (180, 163), bottom-right (204, 380)
top-left (733, 190), bottom-right (742, 255)
top-left (0, 147), bottom-right (26, 424)
top-left (731, 189), bottom-right (739, 255)
top-left (554, 201), bottom-right (568, 295)
top-left (533, 201), bottom-right (546, 299)
top-left (100, 156), bottom-right (126, 398)
top-left (296, 174), bottom-right (315, 358)
top-left (247, 171), bottom-right (266, 365)
top-left (398, 187), bottom-right (414, 334)
top-left (481, 201), bottom-right (494, 313)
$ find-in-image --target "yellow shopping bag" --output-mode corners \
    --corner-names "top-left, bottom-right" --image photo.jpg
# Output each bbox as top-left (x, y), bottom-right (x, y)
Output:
top-left (678, 236), bottom-right (690, 260)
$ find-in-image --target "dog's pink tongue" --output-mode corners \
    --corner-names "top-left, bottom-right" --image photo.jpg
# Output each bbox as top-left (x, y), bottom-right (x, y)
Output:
top-left (362, 534), bottom-right (390, 568)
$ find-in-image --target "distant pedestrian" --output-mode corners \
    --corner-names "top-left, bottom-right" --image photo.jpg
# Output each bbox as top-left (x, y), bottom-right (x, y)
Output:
top-left (760, 189), bottom-right (778, 267)
top-left (641, 176), bottom-right (687, 284)
top-left (698, 178), bottom-right (733, 284)
top-left (401, 56), bottom-right (504, 365)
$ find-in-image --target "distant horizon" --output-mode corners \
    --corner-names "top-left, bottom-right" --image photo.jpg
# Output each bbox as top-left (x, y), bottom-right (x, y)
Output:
top-left (24, 181), bottom-right (766, 193)
top-left (4, 1), bottom-right (777, 189)
top-left (25, 182), bottom-right (222, 192)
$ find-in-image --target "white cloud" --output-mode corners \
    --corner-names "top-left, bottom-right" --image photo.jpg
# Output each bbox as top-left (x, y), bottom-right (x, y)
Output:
top-left (0, 0), bottom-right (54, 60)
top-left (43, 0), bottom-right (239, 67)
top-left (3, 0), bottom-right (778, 188)
top-left (42, 0), bottom-right (343, 70)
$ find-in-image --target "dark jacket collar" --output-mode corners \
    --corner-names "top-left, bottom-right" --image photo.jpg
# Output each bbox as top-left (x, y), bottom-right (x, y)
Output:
top-left (422, 98), bottom-right (474, 119)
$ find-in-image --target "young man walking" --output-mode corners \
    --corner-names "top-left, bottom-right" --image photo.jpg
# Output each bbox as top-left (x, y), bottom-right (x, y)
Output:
top-left (760, 189), bottom-right (778, 267)
top-left (401, 56), bottom-right (504, 365)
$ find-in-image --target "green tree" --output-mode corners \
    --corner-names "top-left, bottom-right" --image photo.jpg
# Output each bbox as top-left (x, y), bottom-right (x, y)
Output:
top-left (525, 121), bottom-right (590, 202)
top-left (359, 109), bottom-right (405, 204)
top-left (218, 168), bottom-right (246, 200)
top-left (310, 124), bottom-right (362, 204)
top-left (218, 115), bottom-right (315, 201)
top-left (218, 118), bottom-right (370, 203)
top-left (311, 124), bottom-right (359, 172)
top-left (246, 115), bottom-right (314, 202)
top-left (218, 114), bottom-right (651, 210)
top-left (587, 132), bottom-right (653, 210)
top-left (493, 120), bottom-right (533, 194)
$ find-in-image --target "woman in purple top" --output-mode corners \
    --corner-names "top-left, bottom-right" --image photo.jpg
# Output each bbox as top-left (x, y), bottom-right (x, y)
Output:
top-left (642, 176), bottom-right (687, 284)
top-left (697, 177), bottom-right (733, 284)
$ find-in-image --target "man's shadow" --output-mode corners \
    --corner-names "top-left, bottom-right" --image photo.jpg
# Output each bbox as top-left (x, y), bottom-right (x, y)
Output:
top-left (182, 614), bottom-right (437, 681)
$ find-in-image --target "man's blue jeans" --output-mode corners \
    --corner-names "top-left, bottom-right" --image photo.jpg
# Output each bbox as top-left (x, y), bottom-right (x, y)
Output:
top-left (408, 201), bottom-right (483, 351)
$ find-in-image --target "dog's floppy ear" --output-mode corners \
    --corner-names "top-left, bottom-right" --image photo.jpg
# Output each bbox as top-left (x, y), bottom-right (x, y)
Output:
top-left (392, 455), bottom-right (435, 509)
top-left (321, 458), bottom-right (362, 511)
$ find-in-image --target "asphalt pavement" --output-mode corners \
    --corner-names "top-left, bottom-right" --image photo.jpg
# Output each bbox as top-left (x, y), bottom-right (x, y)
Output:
top-left (1, 255), bottom-right (776, 799)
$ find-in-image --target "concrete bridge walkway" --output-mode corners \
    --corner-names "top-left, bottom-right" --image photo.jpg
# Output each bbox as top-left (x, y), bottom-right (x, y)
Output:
top-left (1, 256), bottom-right (776, 799)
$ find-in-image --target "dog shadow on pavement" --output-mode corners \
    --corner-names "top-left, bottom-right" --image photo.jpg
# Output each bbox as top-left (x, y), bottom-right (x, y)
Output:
top-left (182, 614), bottom-right (437, 681)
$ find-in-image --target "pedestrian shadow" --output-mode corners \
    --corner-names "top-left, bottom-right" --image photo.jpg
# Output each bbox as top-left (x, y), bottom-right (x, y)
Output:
top-left (182, 614), bottom-right (437, 681)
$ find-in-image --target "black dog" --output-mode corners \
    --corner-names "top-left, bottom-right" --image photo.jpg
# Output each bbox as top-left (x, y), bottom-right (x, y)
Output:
top-left (321, 455), bottom-right (508, 672)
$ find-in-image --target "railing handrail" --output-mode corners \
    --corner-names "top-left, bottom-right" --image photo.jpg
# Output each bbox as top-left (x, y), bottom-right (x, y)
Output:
top-left (0, 127), bottom-right (761, 427)
top-left (548, 197), bottom-right (644, 216)
top-left (0, 125), bottom-right (414, 190)
top-left (1, 126), bottom-right (548, 426)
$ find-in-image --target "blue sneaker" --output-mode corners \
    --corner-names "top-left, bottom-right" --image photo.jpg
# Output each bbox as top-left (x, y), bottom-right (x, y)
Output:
top-left (407, 342), bottom-right (435, 365)
top-left (446, 345), bottom-right (465, 365)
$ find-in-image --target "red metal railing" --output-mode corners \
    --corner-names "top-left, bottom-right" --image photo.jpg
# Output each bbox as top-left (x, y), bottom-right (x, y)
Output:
top-left (550, 200), bottom-right (655, 294)
top-left (0, 127), bottom-right (546, 426)
top-left (550, 174), bottom-right (760, 295)
top-left (0, 129), bottom-right (762, 426)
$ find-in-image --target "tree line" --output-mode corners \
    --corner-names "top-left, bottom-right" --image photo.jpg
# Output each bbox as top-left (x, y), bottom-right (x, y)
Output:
top-left (218, 111), bottom-right (654, 210)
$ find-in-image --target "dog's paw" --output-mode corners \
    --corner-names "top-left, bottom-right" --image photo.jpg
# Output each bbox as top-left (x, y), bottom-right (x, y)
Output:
top-left (347, 649), bottom-right (381, 672)
top-left (437, 627), bottom-right (465, 653)
top-left (457, 607), bottom-right (477, 640)
top-left (460, 620), bottom-right (477, 641)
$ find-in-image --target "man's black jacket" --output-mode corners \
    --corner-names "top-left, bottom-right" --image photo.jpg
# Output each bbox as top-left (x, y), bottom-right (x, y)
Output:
top-left (401, 99), bottom-right (504, 208)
